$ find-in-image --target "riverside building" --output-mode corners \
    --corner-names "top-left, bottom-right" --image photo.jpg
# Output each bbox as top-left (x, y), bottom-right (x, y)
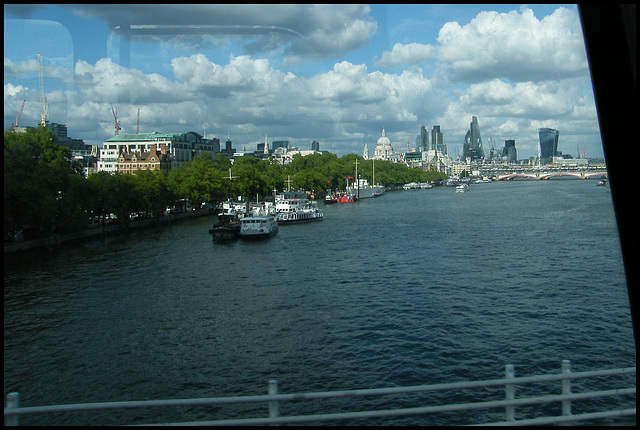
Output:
top-left (97, 131), bottom-right (219, 173)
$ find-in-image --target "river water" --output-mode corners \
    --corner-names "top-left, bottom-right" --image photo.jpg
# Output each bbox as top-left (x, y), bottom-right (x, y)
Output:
top-left (4, 179), bottom-right (635, 425)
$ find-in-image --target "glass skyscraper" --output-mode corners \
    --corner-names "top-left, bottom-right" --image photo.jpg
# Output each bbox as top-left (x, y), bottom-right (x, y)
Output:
top-left (431, 125), bottom-right (445, 153)
top-left (538, 128), bottom-right (559, 161)
top-left (415, 125), bottom-right (428, 152)
top-left (463, 116), bottom-right (484, 161)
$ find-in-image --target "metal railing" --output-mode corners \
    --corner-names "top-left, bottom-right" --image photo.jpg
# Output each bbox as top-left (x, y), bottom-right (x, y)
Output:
top-left (5, 360), bottom-right (635, 426)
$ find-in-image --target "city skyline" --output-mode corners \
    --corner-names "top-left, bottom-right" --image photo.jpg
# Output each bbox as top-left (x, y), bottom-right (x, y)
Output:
top-left (4, 4), bottom-right (603, 159)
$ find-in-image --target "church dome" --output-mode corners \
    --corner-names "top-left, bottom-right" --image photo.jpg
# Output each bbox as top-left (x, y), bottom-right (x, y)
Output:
top-left (377, 128), bottom-right (391, 146)
top-left (374, 127), bottom-right (394, 160)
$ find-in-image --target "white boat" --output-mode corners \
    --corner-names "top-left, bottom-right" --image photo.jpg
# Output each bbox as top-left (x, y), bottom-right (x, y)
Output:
top-left (455, 184), bottom-right (469, 193)
top-left (274, 191), bottom-right (323, 224)
top-left (218, 200), bottom-right (247, 217)
top-left (238, 215), bottom-right (279, 239)
top-left (350, 179), bottom-right (384, 198)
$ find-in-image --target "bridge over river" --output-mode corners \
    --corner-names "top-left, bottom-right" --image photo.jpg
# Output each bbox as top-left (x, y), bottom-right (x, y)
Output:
top-left (494, 169), bottom-right (608, 181)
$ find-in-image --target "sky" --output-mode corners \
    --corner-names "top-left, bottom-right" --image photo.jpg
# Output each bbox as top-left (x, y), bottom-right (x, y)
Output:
top-left (4, 4), bottom-right (603, 159)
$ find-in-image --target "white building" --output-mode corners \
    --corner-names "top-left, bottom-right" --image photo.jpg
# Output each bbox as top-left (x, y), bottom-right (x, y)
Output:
top-left (97, 131), bottom-right (219, 173)
top-left (373, 128), bottom-right (394, 161)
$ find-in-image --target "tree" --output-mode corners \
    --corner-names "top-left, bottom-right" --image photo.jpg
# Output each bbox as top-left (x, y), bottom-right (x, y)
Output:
top-left (133, 169), bottom-right (172, 217)
top-left (233, 156), bottom-right (271, 201)
top-left (4, 126), bottom-right (86, 237)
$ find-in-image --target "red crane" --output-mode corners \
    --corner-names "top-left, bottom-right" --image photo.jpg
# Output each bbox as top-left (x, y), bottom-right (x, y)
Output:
top-left (111, 104), bottom-right (122, 135)
top-left (11, 100), bottom-right (25, 128)
top-left (406, 123), bottom-right (421, 151)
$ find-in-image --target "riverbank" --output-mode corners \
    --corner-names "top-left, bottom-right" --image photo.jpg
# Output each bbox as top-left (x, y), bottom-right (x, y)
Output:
top-left (4, 208), bottom-right (216, 255)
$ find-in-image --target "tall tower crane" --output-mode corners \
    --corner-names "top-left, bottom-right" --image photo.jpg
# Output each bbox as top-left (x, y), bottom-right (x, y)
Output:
top-left (37, 52), bottom-right (49, 126)
top-left (111, 104), bottom-right (122, 135)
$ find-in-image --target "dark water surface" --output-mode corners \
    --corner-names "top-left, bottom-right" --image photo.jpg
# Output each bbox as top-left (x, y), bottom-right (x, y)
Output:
top-left (4, 179), bottom-right (635, 425)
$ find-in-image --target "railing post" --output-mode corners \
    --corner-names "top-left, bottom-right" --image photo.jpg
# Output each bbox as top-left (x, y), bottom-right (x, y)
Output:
top-left (5, 392), bottom-right (19, 426)
top-left (268, 380), bottom-right (279, 422)
top-left (505, 364), bottom-right (515, 422)
top-left (561, 360), bottom-right (572, 420)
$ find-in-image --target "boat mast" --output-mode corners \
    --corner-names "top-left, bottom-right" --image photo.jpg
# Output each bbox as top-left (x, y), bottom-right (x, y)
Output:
top-left (355, 159), bottom-right (359, 199)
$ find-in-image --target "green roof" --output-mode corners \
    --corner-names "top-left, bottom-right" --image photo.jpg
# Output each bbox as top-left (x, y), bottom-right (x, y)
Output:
top-left (105, 131), bottom-right (200, 142)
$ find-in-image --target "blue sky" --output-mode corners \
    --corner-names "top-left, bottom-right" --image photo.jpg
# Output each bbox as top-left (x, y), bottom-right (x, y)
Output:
top-left (4, 4), bottom-right (602, 159)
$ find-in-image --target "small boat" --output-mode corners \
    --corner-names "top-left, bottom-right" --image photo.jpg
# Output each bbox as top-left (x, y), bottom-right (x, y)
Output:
top-left (209, 213), bottom-right (241, 241)
top-left (597, 178), bottom-right (608, 186)
top-left (324, 194), bottom-right (337, 204)
top-left (238, 215), bottom-right (279, 239)
top-left (455, 184), bottom-right (469, 193)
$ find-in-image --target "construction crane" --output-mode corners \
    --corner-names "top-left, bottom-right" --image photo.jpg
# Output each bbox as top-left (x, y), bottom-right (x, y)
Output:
top-left (406, 123), bottom-right (421, 152)
top-left (37, 52), bottom-right (49, 126)
top-left (576, 143), bottom-right (588, 159)
top-left (111, 104), bottom-right (122, 135)
top-left (11, 100), bottom-right (25, 128)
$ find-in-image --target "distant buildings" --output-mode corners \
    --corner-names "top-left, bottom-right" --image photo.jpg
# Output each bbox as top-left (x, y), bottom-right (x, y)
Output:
top-left (463, 116), bottom-right (484, 161)
top-left (16, 116), bottom-right (595, 178)
top-left (45, 122), bottom-right (88, 153)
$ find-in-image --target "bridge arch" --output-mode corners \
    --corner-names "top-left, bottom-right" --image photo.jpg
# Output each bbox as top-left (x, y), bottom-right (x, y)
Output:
top-left (495, 171), bottom-right (607, 181)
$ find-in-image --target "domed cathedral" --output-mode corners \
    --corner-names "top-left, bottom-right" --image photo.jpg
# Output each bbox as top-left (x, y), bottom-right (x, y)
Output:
top-left (373, 127), bottom-right (394, 160)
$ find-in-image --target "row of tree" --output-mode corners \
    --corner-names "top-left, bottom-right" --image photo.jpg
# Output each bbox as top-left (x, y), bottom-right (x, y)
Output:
top-left (4, 127), bottom-right (446, 239)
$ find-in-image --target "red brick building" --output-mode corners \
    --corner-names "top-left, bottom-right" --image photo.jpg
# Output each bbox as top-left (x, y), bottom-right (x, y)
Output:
top-left (117, 144), bottom-right (171, 175)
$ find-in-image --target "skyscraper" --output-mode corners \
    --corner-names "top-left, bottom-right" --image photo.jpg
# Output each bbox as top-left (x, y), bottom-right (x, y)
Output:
top-left (501, 139), bottom-right (517, 162)
top-left (431, 125), bottom-right (445, 153)
top-left (538, 128), bottom-right (559, 162)
top-left (416, 125), bottom-right (429, 152)
top-left (463, 116), bottom-right (484, 161)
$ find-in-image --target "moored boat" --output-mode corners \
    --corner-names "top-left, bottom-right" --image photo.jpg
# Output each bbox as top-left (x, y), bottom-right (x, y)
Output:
top-left (335, 193), bottom-right (358, 203)
top-left (275, 191), bottom-right (323, 224)
top-left (349, 179), bottom-right (385, 199)
top-left (455, 184), bottom-right (469, 193)
top-left (238, 215), bottom-right (279, 239)
top-left (324, 194), bottom-right (337, 204)
top-left (209, 213), bottom-right (241, 241)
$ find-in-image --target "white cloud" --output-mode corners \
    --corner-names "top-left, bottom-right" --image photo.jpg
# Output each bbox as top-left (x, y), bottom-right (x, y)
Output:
top-left (3, 4), bottom-right (602, 158)
top-left (437, 7), bottom-right (587, 83)
top-left (375, 43), bottom-right (437, 68)
top-left (74, 58), bottom-right (182, 104)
